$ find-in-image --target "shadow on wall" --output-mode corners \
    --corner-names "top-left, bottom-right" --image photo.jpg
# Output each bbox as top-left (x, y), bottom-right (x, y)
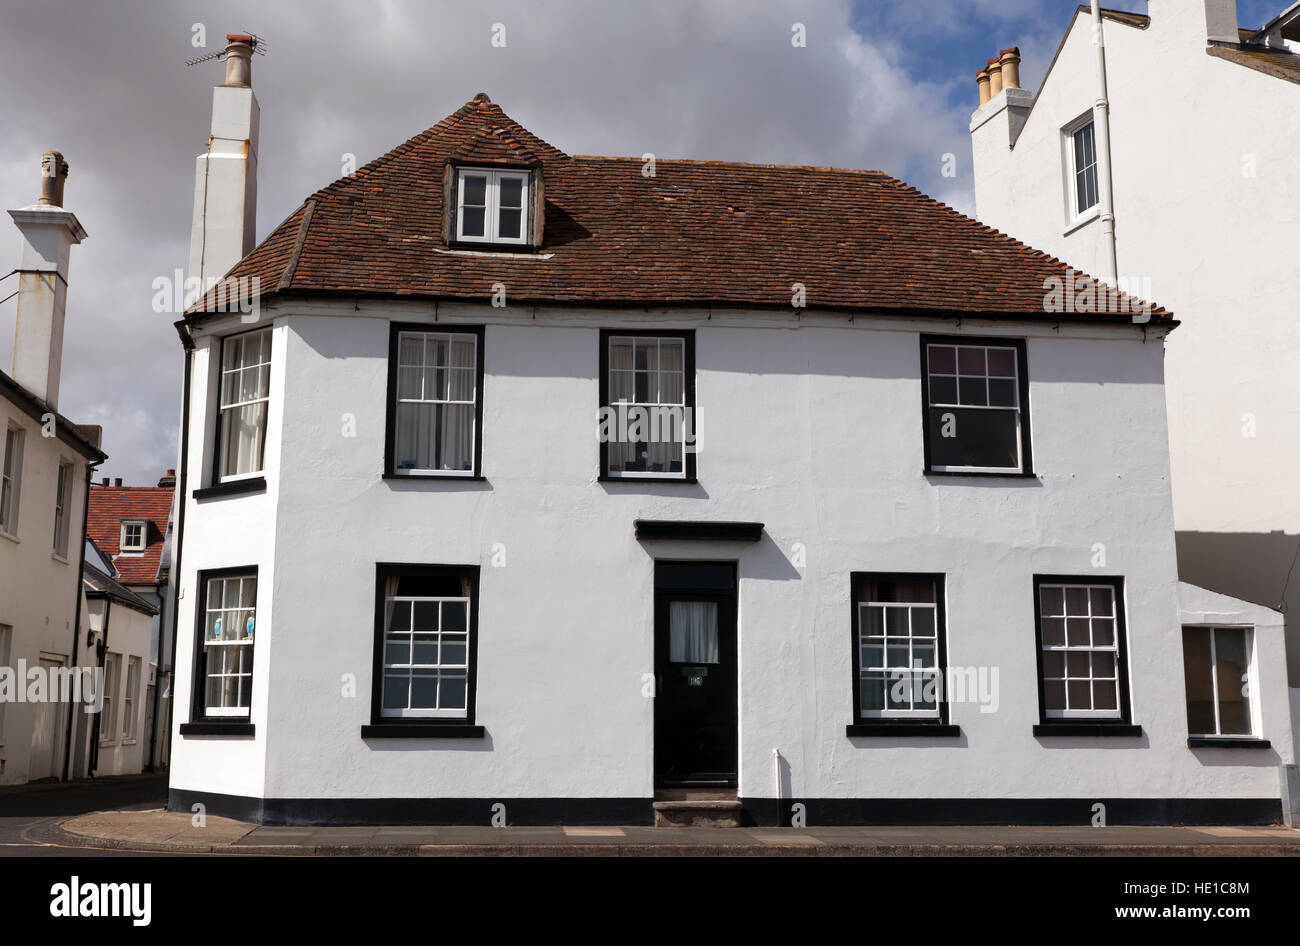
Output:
top-left (1175, 530), bottom-right (1300, 684)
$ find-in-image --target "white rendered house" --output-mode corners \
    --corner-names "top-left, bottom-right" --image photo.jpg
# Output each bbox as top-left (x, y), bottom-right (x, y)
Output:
top-left (0, 154), bottom-right (107, 786)
top-left (166, 37), bottom-right (1295, 825)
top-left (969, 1), bottom-right (1300, 682)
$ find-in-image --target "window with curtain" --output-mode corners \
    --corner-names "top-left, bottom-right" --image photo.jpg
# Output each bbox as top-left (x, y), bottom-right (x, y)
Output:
top-left (197, 571), bottom-right (257, 718)
top-left (602, 331), bottom-right (692, 479)
top-left (853, 576), bottom-right (943, 719)
top-left (217, 329), bottom-right (271, 480)
top-left (923, 337), bottom-right (1029, 474)
top-left (1182, 626), bottom-right (1252, 737)
top-left (669, 601), bottom-right (719, 664)
top-left (375, 566), bottom-right (479, 722)
top-left (392, 330), bottom-right (479, 476)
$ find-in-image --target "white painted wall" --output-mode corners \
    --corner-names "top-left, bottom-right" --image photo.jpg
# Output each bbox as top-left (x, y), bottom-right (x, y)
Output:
top-left (0, 395), bottom-right (94, 785)
top-left (87, 598), bottom-right (153, 777)
top-left (168, 300), bottom-right (1293, 809)
top-left (971, 3), bottom-right (1300, 678)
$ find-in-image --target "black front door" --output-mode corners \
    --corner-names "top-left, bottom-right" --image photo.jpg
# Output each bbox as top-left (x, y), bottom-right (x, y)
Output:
top-left (654, 561), bottom-right (737, 786)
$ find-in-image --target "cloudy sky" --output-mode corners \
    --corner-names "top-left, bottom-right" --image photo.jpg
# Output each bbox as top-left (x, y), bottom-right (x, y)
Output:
top-left (0, 0), bottom-right (1281, 483)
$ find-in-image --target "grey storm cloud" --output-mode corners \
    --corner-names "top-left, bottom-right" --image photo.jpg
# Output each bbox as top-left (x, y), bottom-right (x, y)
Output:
top-left (0, 0), bottom-right (1049, 484)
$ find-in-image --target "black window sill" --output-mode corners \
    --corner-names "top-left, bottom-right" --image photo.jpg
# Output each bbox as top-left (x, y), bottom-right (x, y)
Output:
top-left (179, 721), bottom-right (255, 737)
top-left (1188, 736), bottom-right (1271, 749)
top-left (925, 469), bottom-right (1038, 480)
top-left (600, 475), bottom-right (698, 485)
top-left (1033, 723), bottom-right (1143, 738)
top-left (847, 723), bottom-right (961, 738)
top-left (192, 477), bottom-right (266, 501)
top-left (383, 473), bottom-right (486, 482)
top-left (361, 724), bottom-right (485, 739)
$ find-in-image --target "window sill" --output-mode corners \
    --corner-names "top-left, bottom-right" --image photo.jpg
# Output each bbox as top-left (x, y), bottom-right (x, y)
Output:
top-left (51, 551), bottom-right (70, 565)
top-left (192, 477), bottom-right (267, 501)
top-left (0, 529), bottom-right (19, 545)
top-left (361, 723), bottom-right (485, 739)
top-left (1033, 723), bottom-right (1142, 738)
top-left (600, 475), bottom-right (697, 485)
top-left (925, 469), bottom-right (1038, 480)
top-left (445, 241), bottom-right (541, 256)
top-left (179, 721), bottom-right (255, 737)
top-left (383, 473), bottom-right (486, 482)
top-left (847, 723), bottom-right (961, 738)
top-left (1063, 208), bottom-right (1101, 237)
top-left (1187, 736), bottom-right (1271, 749)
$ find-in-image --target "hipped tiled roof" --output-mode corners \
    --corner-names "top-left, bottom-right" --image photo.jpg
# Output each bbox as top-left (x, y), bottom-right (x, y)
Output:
top-left (86, 484), bottom-right (173, 585)
top-left (189, 92), bottom-right (1170, 324)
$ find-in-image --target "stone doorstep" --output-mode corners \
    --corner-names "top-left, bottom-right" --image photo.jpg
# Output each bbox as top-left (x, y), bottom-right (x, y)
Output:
top-left (652, 799), bottom-right (745, 828)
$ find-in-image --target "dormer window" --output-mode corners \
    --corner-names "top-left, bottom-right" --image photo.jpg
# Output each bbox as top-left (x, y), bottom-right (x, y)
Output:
top-left (120, 519), bottom-right (146, 553)
top-left (454, 168), bottom-right (530, 245)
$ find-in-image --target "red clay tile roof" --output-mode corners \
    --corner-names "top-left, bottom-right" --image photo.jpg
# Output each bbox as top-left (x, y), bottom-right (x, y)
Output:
top-left (190, 92), bottom-right (1171, 324)
top-left (86, 485), bottom-right (173, 586)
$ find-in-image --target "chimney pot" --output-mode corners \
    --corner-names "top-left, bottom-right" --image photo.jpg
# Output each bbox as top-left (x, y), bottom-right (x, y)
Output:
top-left (114, 477), bottom-right (122, 487)
top-left (39, 151), bottom-right (69, 207)
top-left (101, 477), bottom-right (110, 486)
top-left (998, 47), bottom-right (1021, 90)
top-left (223, 34), bottom-right (256, 87)
top-left (987, 56), bottom-right (1004, 96)
top-left (976, 68), bottom-right (992, 106)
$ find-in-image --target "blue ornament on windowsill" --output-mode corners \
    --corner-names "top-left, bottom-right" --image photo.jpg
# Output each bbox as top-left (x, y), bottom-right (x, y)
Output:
top-left (245, 616), bottom-right (255, 638)
top-left (212, 617), bottom-right (222, 640)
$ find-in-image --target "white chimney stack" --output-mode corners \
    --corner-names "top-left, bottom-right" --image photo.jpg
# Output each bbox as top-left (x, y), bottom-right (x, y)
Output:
top-left (187, 33), bottom-right (259, 300)
top-left (1204, 0), bottom-right (1240, 44)
top-left (8, 151), bottom-right (86, 409)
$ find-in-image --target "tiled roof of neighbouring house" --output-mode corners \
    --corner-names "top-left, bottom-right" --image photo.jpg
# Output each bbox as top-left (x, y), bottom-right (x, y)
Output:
top-left (1212, 30), bottom-right (1300, 84)
top-left (188, 92), bottom-right (1171, 324)
top-left (86, 484), bottom-right (173, 585)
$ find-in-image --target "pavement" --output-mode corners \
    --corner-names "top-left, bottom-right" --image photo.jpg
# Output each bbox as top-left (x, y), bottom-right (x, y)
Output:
top-left (30, 807), bottom-right (1300, 856)
top-left (0, 773), bottom-right (170, 857)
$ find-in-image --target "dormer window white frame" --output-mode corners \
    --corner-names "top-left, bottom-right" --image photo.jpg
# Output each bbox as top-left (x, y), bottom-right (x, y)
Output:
top-left (120, 519), bottom-right (147, 553)
top-left (1063, 112), bottom-right (1099, 223)
top-left (454, 167), bottom-right (530, 246)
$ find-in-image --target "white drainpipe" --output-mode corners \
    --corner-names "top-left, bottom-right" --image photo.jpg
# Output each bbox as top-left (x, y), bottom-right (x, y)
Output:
top-left (1090, 0), bottom-right (1119, 287)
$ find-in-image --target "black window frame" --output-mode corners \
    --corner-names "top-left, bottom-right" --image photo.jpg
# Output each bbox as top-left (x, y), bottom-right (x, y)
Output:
top-left (181, 565), bottom-right (259, 737)
top-left (383, 323), bottom-right (486, 481)
top-left (1031, 574), bottom-right (1141, 737)
top-left (598, 328), bottom-right (697, 483)
top-left (846, 572), bottom-right (959, 738)
top-left (363, 563), bottom-right (484, 739)
top-left (209, 325), bottom-right (273, 489)
top-left (919, 334), bottom-right (1033, 478)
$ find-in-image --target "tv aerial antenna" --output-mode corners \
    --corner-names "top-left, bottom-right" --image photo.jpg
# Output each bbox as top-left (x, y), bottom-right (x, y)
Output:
top-left (185, 32), bottom-right (269, 68)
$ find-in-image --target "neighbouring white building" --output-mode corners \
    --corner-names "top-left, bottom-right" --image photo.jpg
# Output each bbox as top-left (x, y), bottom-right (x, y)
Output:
top-left (969, 1), bottom-right (1300, 684)
top-left (75, 539), bottom-right (157, 777)
top-left (87, 472), bottom-right (176, 770)
top-left (166, 34), bottom-right (1295, 826)
top-left (0, 154), bottom-right (108, 785)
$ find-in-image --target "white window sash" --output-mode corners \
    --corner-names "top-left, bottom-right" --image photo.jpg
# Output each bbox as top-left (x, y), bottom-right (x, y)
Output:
top-left (217, 330), bottom-right (271, 481)
top-left (456, 169), bottom-right (529, 245)
top-left (380, 593), bottom-right (471, 718)
top-left (605, 336), bottom-right (689, 480)
top-left (393, 332), bottom-right (478, 476)
top-left (858, 599), bottom-right (941, 719)
top-left (1189, 627), bottom-right (1254, 738)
